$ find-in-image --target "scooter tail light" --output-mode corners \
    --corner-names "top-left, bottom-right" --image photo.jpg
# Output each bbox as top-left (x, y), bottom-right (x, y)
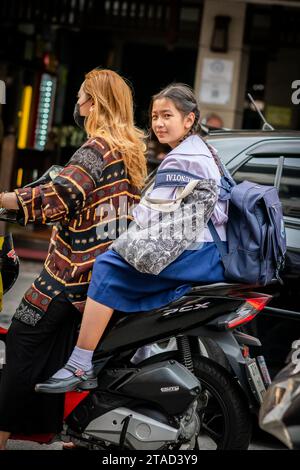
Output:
top-left (246, 297), bottom-right (271, 312)
top-left (225, 294), bottom-right (272, 330)
top-left (226, 312), bottom-right (258, 329)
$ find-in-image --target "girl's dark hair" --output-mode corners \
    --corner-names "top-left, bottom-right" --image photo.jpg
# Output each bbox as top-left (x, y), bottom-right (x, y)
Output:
top-left (149, 83), bottom-right (201, 137)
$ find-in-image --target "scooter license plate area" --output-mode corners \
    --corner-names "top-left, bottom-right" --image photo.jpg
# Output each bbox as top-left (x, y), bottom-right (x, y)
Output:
top-left (245, 359), bottom-right (266, 404)
top-left (0, 338), bottom-right (5, 370)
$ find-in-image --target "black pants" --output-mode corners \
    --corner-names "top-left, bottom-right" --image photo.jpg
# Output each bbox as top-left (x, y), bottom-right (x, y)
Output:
top-left (0, 292), bottom-right (80, 434)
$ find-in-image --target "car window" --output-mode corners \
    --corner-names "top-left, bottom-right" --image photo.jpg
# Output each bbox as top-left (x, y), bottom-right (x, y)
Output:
top-left (233, 156), bottom-right (279, 186)
top-left (206, 137), bottom-right (260, 165)
top-left (233, 156), bottom-right (300, 219)
top-left (279, 158), bottom-right (300, 218)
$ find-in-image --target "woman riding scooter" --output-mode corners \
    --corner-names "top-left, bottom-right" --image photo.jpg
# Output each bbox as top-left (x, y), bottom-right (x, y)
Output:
top-left (0, 68), bottom-right (147, 450)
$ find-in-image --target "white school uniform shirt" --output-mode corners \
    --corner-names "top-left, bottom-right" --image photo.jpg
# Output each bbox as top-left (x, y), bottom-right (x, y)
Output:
top-left (133, 134), bottom-right (228, 242)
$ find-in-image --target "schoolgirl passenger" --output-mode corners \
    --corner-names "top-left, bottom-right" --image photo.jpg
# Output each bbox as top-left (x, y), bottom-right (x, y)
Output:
top-left (36, 83), bottom-right (228, 394)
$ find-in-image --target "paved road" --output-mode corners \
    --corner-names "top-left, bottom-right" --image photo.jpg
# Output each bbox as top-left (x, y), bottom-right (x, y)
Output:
top-left (0, 260), bottom-right (285, 450)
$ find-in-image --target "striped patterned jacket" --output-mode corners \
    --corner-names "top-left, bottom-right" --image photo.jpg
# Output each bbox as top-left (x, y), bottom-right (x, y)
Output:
top-left (13, 137), bottom-right (141, 325)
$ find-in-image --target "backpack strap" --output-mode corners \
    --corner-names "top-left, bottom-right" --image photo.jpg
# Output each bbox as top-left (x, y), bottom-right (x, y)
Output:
top-left (205, 142), bottom-right (236, 187)
top-left (207, 219), bottom-right (227, 260)
top-left (206, 143), bottom-right (225, 176)
top-left (205, 142), bottom-right (229, 259)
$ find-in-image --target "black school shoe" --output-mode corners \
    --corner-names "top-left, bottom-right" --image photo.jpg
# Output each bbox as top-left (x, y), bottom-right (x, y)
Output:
top-left (35, 364), bottom-right (98, 394)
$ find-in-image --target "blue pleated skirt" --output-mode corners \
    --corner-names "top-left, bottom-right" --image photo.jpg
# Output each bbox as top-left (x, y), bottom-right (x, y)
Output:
top-left (87, 242), bottom-right (227, 313)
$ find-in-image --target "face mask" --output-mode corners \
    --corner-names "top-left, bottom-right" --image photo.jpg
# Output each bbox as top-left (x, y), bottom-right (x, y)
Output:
top-left (73, 103), bottom-right (86, 129)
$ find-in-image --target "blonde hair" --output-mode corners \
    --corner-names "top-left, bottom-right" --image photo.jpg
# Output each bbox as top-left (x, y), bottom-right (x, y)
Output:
top-left (83, 69), bottom-right (147, 189)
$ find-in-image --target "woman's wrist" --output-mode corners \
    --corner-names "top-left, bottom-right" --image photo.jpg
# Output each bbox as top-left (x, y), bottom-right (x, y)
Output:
top-left (0, 191), bottom-right (19, 210)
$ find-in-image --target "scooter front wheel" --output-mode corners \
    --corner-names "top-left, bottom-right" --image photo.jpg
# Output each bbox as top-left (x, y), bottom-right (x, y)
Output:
top-left (193, 355), bottom-right (252, 450)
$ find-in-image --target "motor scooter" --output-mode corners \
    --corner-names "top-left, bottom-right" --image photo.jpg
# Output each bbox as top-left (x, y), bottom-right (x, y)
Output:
top-left (0, 203), bottom-right (273, 450)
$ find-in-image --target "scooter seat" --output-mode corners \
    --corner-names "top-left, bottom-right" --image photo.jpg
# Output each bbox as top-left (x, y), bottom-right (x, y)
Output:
top-left (189, 279), bottom-right (278, 295)
top-left (188, 281), bottom-right (256, 296)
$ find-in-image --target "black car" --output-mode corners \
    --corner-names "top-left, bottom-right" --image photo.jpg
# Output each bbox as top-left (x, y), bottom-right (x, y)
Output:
top-left (148, 130), bottom-right (300, 377)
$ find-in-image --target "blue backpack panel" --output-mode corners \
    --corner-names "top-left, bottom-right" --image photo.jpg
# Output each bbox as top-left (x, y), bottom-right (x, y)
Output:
top-left (207, 145), bottom-right (286, 286)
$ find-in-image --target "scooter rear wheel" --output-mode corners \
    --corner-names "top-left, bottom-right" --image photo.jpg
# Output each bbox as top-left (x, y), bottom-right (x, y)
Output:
top-left (193, 355), bottom-right (252, 450)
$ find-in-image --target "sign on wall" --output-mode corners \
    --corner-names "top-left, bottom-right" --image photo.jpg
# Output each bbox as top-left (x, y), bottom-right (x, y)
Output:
top-left (199, 58), bottom-right (234, 105)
